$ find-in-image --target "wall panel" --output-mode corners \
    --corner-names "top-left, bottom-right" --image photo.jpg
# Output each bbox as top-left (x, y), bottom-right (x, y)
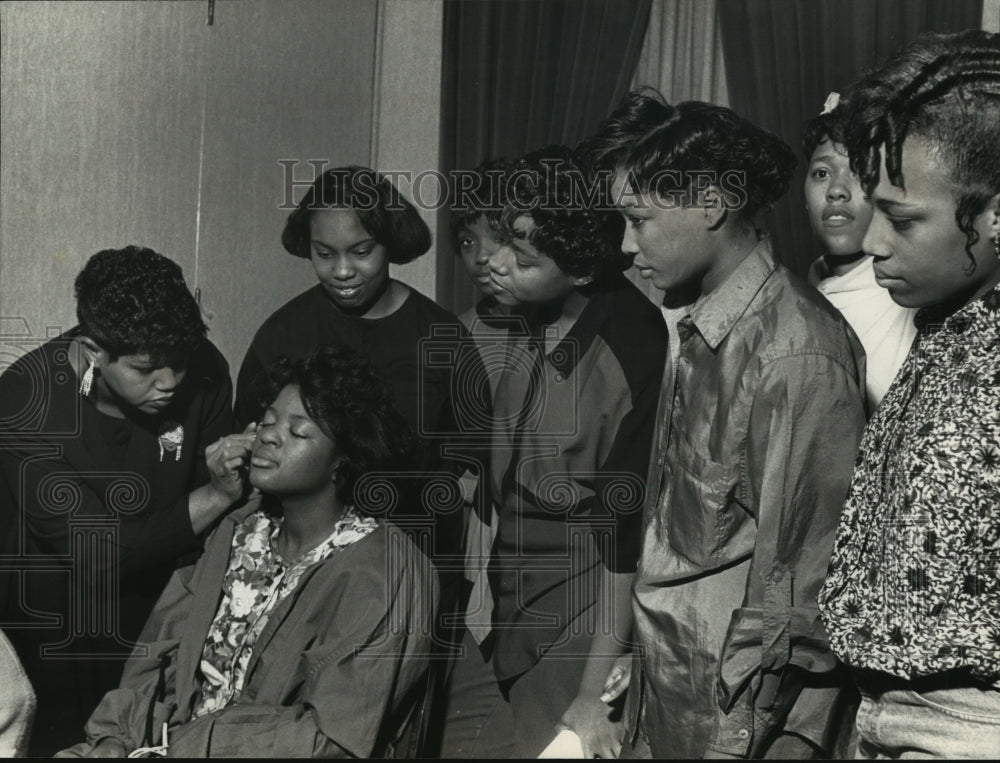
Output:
top-left (0, 1), bottom-right (444, 379)
top-left (375, 0), bottom-right (444, 302)
top-left (194, 0), bottom-right (377, 372)
top-left (0, 1), bottom-right (206, 339)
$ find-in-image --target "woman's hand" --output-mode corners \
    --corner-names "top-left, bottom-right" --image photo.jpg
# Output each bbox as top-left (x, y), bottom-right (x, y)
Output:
top-left (188, 422), bottom-right (258, 534)
top-left (205, 422), bottom-right (258, 504)
top-left (558, 690), bottom-right (624, 759)
top-left (600, 654), bottom-right (631, 704)
top-left (555, 654), bottom-right (632, 757)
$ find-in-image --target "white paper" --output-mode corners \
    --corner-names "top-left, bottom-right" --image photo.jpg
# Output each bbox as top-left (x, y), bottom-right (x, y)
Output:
top-left (537, 728), bottom-right (585, 758)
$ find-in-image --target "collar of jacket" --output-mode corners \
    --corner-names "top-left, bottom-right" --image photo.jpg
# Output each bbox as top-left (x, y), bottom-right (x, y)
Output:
top-left (686, 237), bottom-right (778, 351)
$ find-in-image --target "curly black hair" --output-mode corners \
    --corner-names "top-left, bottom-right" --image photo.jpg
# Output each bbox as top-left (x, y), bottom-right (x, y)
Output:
top-left (841, 30), bottom-right (1000, 270)
top-left (491, 145), bottom-right (629, 282)
top-left (262, 345), bottom-right (417, 509)
top-left (281, 166), bottom-right (431, 264)
top-left (802, 106), bottom-right (849, 161)
top-left (74, 246), bottom-right (206, 364)
top-left (449, 156), bottom-right (512, 246)
top-left (622, 99), bottom-right (797, 221)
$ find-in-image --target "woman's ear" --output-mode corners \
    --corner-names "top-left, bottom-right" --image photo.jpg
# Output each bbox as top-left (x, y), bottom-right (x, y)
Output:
top-left (329, 456), bottom-right (344, 484)
top-left (977, 192), bottom-right (1000, 259)
top-left (571, 274), bottom-right (594, 287)
top-left (76, 336), bottom-right (105, 367)
top-left (988, 192), bottom-right (1000, 232)
top-left (701, 186), bottom-right (727, 230)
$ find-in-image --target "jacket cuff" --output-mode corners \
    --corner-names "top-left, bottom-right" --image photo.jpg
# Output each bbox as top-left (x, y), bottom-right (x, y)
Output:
top-left (705, 691), bottom-right (754, 757)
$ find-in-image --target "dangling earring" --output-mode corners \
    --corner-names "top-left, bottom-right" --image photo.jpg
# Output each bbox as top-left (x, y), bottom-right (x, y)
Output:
top-left (79, 361), bottom-right (95, 397)
top-left (993, 231), bottom-right (999, 260)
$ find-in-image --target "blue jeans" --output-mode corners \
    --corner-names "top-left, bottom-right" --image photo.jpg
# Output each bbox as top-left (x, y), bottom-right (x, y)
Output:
top-left (853, 670), bottom-right (1000, 759)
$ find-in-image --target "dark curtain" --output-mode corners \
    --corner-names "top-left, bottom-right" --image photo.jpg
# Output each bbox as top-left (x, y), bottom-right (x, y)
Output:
top-left (438, 0), bottom-right (653, 314)
top-left (717, 0), bottom-right (983, 277)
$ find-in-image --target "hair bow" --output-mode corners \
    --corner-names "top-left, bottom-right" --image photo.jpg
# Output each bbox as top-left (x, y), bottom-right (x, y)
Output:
top-left (820, 92), bottom-right (841, 116)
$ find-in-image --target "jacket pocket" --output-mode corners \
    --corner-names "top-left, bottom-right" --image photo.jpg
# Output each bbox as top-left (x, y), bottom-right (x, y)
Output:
top-left (666, 436), bottom-right (744, 566)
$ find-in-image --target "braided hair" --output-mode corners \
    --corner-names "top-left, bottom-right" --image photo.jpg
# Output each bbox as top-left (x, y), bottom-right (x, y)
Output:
top-left (842, 30), bottom-right (1000, 268)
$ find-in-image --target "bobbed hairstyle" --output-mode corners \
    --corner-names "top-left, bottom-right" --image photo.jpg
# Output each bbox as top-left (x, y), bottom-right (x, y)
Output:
top-left (492, 144), bottom-right (630, 282)
top-left (622, 98), bottom-right (797, 220)
top-left (74, 246), bottom-right (206, 364)
top-left (263, 345), bottom-right (417, 509)
top-left (802, 106), bottom-right (849, 161)
top-left (281, 166), bottom-right (432, 264)
top-left (449, 156), bottom-right (513, 245)
top-left (576, 86), bottom-right (672, 176)
top-left (841, 30), bottom-right (1000, 264)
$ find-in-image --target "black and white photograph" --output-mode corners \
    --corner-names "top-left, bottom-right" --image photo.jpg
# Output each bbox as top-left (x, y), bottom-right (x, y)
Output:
top-left (1, 0), bottom-right (998, 758)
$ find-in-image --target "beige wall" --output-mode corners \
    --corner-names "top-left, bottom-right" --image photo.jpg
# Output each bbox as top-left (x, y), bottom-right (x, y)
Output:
top-left (191, 0), bottom-right (377, 371)
top-left (1, 0), bottom-right (443, 377)
top-left (375, 0), bottom-right (444, 301)
top-left (985, 0), bottom-right (1000, 31)
top-left (1, 1), bottom-right (207, 335)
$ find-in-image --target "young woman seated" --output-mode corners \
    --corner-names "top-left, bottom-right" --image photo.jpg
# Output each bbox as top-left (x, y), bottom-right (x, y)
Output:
top-left (58, 346), bottom-right (439, 758)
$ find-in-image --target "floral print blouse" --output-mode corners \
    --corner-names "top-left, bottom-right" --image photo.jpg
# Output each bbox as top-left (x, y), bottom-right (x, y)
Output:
top-left (192, 507), bottom-right (379, 718)
top-left (820, 286), bottom-right (1000, 686)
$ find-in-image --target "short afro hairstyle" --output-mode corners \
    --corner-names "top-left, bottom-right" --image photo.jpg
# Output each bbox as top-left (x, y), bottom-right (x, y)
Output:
top-left (621, 97), bottom-right (797, 221)
top-left (261, 345), bottom-right (418, 509)
top-left (491, 145), bottom-right (629, 282)
top-left (281, 166), bottom-right (431, 265)
top-left (74, 246), bottom-right (206, 364)
top-left (841, 30), bottom-right (1000, 268)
